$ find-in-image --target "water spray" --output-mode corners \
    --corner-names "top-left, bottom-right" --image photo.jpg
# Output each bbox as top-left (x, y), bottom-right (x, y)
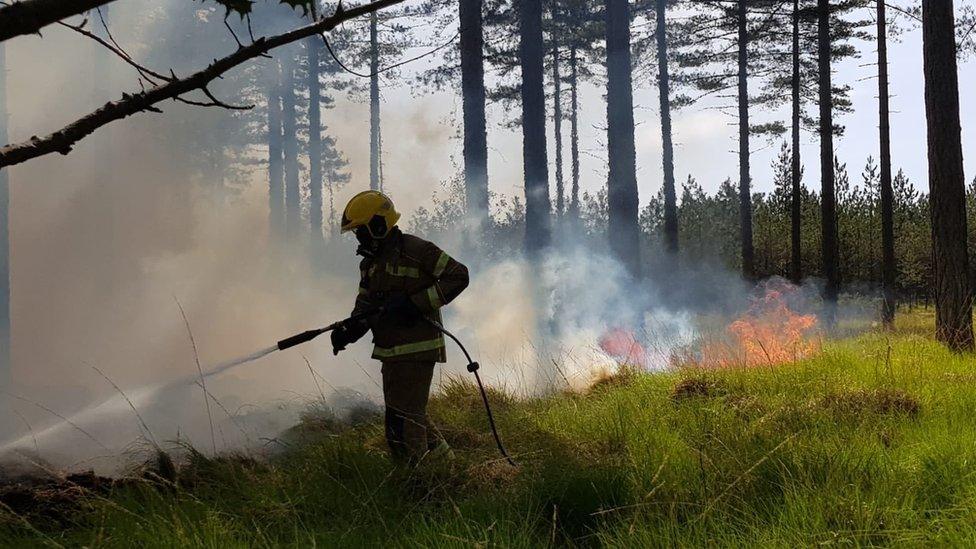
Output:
top-left (0, 308), bottom-right (516, 466)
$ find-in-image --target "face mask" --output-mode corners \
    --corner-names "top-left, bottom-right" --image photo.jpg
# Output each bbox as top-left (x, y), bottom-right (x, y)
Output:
top-left (355, 226), bottom-right (380, 258)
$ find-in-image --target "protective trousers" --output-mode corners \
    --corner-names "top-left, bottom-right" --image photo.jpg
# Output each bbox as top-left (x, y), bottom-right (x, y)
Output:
top-left (381, 361), bottom-right (436, 462)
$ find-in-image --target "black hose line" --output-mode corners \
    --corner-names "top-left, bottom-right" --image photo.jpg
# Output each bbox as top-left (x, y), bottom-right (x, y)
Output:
top-left (424, 318), bottom-right (518, 467)
top-left (278, 308), bottom-right (517, 466)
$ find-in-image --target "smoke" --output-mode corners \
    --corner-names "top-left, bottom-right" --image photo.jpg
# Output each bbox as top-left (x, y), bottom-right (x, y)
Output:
top-left (0, 3), bottom-right (392, 471)
top-left (428, 239), bottom-right (700, 394)
top-left (0, 1), bottom-right (875, 475)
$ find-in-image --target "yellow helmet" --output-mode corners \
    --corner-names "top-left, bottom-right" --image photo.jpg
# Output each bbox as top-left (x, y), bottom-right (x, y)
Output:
top-left (340, 190), bottom-right (401, 238)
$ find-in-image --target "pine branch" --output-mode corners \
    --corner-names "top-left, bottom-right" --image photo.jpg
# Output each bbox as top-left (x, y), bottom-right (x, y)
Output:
top-left (0, 0), bottom-right (405, 168)
top-left (0, 0), bottom-right (116, 42)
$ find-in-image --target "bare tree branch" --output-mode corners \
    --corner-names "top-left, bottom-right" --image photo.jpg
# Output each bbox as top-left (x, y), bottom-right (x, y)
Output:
top-left (201, 86), bottom-right (253, 110)
top-left (0, 0), bottom-right (405, 168)
top-left (55, 18), bottom-right (170, 84)
top-left (0, 0), bottom-right (116, 42)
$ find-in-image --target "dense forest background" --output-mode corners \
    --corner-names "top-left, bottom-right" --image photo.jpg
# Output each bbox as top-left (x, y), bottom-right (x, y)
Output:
top-left (181, 0), bottom-right (974, 310)
top-left (409, 146), bottom-right (976, 307)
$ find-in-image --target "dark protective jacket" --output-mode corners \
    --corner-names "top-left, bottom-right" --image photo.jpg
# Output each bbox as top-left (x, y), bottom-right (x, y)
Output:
top-left (350, 228), bottom-right (469, 362)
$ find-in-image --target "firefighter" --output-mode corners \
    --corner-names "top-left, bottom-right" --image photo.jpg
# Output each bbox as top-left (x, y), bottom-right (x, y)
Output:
top-left (331, 190), bottom-right (469, 463)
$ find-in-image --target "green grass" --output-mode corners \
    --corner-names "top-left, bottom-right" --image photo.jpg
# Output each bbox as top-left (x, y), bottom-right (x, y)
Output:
top-left (6, 307), bottom-right (976, 547)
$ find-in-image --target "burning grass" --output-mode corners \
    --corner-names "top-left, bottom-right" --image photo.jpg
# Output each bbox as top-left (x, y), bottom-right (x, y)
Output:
top-left (596, 280), bottom-right (823, 376)
top-left (5, 308), bottom-right (976, 546)
top-left (693, 281), bottom-right (820, 369)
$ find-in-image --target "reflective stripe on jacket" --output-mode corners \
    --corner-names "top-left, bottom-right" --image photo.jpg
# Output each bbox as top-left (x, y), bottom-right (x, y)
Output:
top-left (352, 229), bottom-right (469, 363)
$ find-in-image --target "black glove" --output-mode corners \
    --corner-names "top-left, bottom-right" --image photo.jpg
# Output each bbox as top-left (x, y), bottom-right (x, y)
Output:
top-left (382, 294), bottom-right (421, 326)
top-left (331, 324), bottom-right (354, 355)
top-left (331, 318), bottom-right (370, 355)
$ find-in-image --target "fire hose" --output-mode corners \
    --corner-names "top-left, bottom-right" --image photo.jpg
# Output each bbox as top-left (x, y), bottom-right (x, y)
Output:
top-left (276, 308), bottom-right (517, 467)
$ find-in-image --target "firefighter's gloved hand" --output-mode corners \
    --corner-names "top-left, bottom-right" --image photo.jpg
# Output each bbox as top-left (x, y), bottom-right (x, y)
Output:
top-left (331, 325), bottom-right (355, 355)
top-left (332, 318), bottom-right (369, 355)
top-left (382, 294), bottom-right (421, 326)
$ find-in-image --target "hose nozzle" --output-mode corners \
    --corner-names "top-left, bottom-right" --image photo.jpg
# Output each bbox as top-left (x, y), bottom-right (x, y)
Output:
top-left (276, 328), bottom-right (329, 351)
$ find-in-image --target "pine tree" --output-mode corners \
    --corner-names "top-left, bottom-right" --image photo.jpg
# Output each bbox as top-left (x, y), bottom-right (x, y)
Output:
top-left (812, 0), bottom-right (869, 316)
top-left (676, 0), bottom-right (788, 280)
top-left (281, 47), bottom-right (301, 239)
top-left (520, 0), bottom-right (552, 253)
top-left (323, 132), bottom-right (352, 235)
top-left (892, 169), bottom-right (930, 303)
top-left (0, 43), bottom-right (8, 393)
top-left (877, 0), bottom-right (896, 327)
top-left (411, 0), bottom-right (495, 231)
top-left (307, 37), bottom-right (324, 242)
top-left (922, 0), bottom-right (973, 351)
top-left (331, 7), bottom-right (416, 195)
top-left (755, 0), bottom-right (863, 284)
top-left (789, 0), bottom-right (810, 283)
top-left (459, 0), bottom-right (490, 233)
top-left (563, 0), bottom-right (599, 222)
top-left (606, 0), bottom-right (641, 276)
top-left (551, 1), bottom-right (566, 220)
top-left (369, 12), bottom-right (381, 191)
top-left (267, 59), bottom-right (285, 239)
top-left (817, 0), bottom-right (840, 319)
top-left (655, 0), bottom-right (679, 253)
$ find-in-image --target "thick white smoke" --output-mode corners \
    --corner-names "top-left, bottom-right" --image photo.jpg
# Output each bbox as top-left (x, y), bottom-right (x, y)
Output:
top-left (0, 0), bottom-right (868, 476)
top-left (444, 246), bottom-right (698, 393)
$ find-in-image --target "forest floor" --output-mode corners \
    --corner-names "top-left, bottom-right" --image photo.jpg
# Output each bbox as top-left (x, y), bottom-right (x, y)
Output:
top-left (4, 307), bottom-right (976, 547)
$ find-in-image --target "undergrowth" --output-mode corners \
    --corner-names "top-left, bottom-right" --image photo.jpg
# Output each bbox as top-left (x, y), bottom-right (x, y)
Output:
top-left (4, 308), bottom-right (976, 547)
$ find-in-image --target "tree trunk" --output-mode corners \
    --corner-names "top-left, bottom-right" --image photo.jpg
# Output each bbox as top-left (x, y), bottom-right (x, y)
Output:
top-left (459, 0), bottom-right (489, 232)
top-left (369, 12), bottom-right (381, 192)
top-left (569, 45), bottom-right (580, 220)
top-left (519, 0), bottom-right (551, 253)
top-left (790, 0), bottom-right (802, 283)
top-left (876, 0), bottom-right (896, 327)
top-left (267, 60), bottom-right (284, 239)
top-left (307, 37), bottom-right (323, 242)
top-left (656, 0), bottom-right (678, 254)
top-left (282, 50), bottom-right (300, 238)
top-left (737, 0), bottom-right (754, 279)
top-left (552, 42), bottom-right (565, 220)
top-left (922, 0), bottom-right (974, 351)
top-left (0, 44), bottom-right (9, 392)
top-left (606, 0), bottom-right (641, 277)
top-left (818, 0), bottom-right (840, 314)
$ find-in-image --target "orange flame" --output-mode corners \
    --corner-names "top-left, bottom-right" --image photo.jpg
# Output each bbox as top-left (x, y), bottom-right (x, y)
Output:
top-left (698, 285), bottom-right (819, 368)
top-left (599, 327), bottom-right (648, 367)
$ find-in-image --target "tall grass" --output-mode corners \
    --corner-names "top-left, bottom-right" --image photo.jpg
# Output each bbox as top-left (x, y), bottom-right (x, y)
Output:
top-left (4, 309), bottom-right (976, 547)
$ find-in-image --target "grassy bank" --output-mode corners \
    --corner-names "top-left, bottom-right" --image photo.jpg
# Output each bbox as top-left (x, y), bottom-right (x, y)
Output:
top-left (5, 308), bottom-right (976, 547)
